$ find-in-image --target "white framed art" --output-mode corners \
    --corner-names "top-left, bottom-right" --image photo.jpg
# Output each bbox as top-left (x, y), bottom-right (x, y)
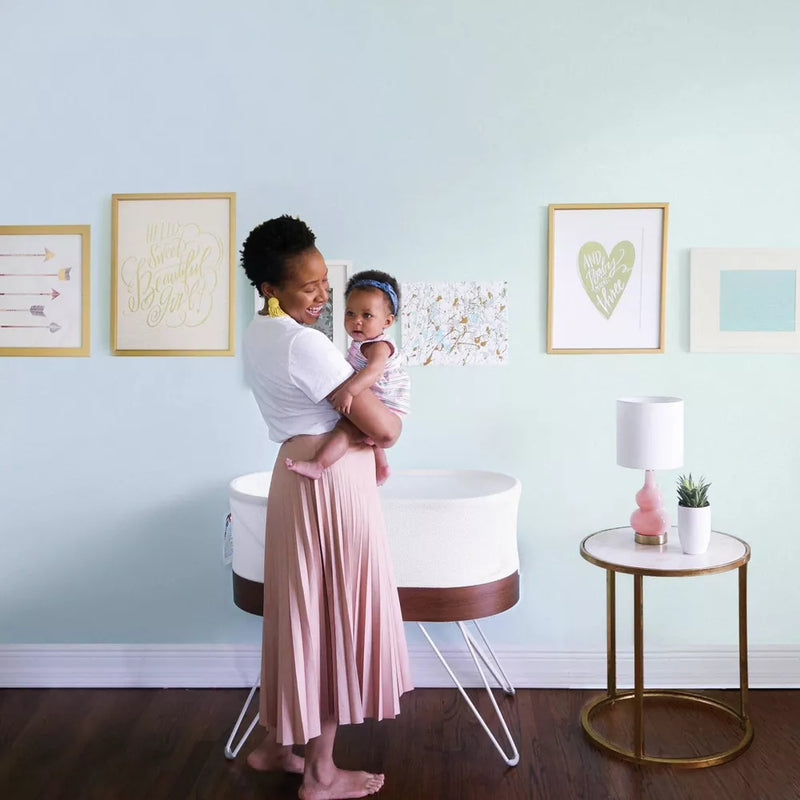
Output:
top-left (112, 192), bottom-right (236, 356)
top-left (547, 203), bottom-right (669, 354)
top-left (690, 248), bottom-right (800, 353)
top-left (253, 259), bottom-right (351, 354)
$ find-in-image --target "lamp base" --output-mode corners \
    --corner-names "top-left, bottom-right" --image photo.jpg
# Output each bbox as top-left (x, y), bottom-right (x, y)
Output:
top-left (634, 531), bottom-right (667, 546)
top-left (629, 469), bottom-right (670, 545)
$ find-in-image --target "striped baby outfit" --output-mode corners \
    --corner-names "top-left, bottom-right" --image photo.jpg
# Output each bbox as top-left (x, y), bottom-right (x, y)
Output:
top-left (347, 333), bottom-right (410, 416)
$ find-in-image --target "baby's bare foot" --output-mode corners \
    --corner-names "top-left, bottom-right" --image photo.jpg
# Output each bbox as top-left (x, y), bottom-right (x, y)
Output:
top-left (285, 457), bottom-right (324, 480)
top-left (246, 740), bottom-right (304, 774)
top-left (299, 768), bottom-right (384, 799)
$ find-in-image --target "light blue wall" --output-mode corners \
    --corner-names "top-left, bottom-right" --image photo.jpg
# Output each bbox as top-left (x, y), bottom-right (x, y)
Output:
top-left (2, 0), bottom-right (799, 654)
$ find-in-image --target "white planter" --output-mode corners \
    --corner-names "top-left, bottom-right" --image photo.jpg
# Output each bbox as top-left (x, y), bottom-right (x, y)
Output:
top-left (677, 505), bottom-right (711, 554)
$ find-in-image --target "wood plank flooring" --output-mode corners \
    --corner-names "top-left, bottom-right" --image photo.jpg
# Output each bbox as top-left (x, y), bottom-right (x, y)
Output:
top-left (0, 687), bottom-right (798, 799)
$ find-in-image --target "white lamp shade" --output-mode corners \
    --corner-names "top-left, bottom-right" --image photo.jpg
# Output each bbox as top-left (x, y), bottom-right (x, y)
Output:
top-left (616, 396), bottom-right (684, 469)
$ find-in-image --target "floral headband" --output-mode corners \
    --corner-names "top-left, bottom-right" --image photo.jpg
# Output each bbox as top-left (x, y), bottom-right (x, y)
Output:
top-left (349, 279), bottom-right (398, 315)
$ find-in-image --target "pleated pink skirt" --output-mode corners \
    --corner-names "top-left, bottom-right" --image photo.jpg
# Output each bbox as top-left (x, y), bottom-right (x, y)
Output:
top-left (259, 436), bottom-right (413, 745)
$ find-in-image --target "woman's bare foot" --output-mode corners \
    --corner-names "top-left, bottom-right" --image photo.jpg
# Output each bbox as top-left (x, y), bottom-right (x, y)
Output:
top-left (285, 457), bottom-right (324, 480)
top-left (299, 768), bottom-right (384, 799)
top-left (246, 738), bottom-right (305, 774)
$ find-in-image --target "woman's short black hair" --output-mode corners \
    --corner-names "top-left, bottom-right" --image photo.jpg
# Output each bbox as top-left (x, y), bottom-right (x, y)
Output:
top-left (240, 215), bottom-right (316, 294)
top-left (345, 269), bottom-right (401, 313)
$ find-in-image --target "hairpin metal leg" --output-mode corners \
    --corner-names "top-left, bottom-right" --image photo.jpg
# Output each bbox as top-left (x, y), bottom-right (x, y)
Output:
top-left (417, 621), bottom-right (520, 766)
top-left (462, 620), bottom-right (515, 696)
top-left (224, 680), bottom-right (260, 760)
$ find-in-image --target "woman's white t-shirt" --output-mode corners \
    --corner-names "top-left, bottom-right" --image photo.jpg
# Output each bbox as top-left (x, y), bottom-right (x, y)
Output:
top-left (243, 315), bottom-right (354, 443)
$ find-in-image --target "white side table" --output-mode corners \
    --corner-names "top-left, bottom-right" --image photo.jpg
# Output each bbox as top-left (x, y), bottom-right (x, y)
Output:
top-left (580, 526), bottom-right (753, 767)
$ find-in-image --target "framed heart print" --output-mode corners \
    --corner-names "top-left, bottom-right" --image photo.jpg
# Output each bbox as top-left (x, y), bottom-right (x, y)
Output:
top-left (547, 203), bottom-right (669, 354)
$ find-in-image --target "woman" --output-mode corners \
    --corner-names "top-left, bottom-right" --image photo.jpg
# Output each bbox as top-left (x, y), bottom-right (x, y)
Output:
top-left (240, 215), bottom-right (412, 800)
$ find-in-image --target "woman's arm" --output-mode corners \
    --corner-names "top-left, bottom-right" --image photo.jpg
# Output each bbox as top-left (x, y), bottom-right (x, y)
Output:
top-left (328, 381), bottom-right (401, 448)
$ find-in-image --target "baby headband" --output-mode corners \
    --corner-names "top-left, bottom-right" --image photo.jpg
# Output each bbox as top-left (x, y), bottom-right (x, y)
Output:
top-left (350, 279), bottom-right (398, 315)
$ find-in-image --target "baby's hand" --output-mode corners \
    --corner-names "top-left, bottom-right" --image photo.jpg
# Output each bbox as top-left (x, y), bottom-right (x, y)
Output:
top-left (330, 388), bottom-right (354, 414)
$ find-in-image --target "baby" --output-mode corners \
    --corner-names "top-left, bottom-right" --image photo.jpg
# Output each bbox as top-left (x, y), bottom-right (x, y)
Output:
top-left (286, 269), bottom-right (410, 485)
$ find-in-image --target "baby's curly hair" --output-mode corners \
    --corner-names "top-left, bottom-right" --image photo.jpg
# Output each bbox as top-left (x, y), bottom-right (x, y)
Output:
top-left (240, 215), bottom-right (316, 294)
top-left (345, 269), bottom-right (401, 314)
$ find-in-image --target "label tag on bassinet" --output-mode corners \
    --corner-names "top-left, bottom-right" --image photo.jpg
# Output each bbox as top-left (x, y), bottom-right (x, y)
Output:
top-left (222, 513), bottom-right (233, 565)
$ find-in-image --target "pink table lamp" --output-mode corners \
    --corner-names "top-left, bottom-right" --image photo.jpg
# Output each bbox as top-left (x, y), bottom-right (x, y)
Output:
top-left (616, 396), bottom-right (684, 545)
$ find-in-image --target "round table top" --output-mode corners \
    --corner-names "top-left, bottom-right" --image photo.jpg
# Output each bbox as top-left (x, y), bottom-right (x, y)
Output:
top-left (580, 527), bottom-right (750, 577)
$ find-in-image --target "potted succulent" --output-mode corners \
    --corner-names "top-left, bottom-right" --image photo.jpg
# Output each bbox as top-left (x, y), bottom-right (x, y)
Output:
top-left (676, 474), bottom-right (711, 554)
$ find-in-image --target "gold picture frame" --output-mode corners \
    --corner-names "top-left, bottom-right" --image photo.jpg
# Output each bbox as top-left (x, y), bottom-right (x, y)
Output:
top-left (0, 225), bottom-right (90, 357)
top-left (547, 203), bottom-right (669, 354)
top-left (111, 192), bottom-right (236, 356)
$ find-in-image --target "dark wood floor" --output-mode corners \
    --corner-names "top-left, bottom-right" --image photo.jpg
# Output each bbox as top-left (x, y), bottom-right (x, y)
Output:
top-left (0, 687), bottom-right (797, 799)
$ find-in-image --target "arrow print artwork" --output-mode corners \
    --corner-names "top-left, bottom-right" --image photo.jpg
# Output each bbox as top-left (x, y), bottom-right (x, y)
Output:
top-left (0, 247), bottom-right (55, 261)
top-left (0, 225), bottom-right (90, 356)
top-left (0, 289), bottom-right (61, 299)
top-left (1, 322), bottom-right (61, 333)
top-left (0, 305), bottom-right (46, 317)
top-left (0, 266), bottom-right (71, 280)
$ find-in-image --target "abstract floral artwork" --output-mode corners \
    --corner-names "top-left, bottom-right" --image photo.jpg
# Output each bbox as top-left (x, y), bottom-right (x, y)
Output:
top-left (400, 281), bottom-right (508, 366)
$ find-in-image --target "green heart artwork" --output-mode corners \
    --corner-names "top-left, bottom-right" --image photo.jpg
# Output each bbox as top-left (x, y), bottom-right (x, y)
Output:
top-left (578, 241), bottom-right (635, 319)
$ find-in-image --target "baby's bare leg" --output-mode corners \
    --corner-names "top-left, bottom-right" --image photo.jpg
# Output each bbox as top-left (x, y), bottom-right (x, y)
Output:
top-left (373, 446), bottom-right (390, 486)
top-left (286, 419), bottom-right (362, 480)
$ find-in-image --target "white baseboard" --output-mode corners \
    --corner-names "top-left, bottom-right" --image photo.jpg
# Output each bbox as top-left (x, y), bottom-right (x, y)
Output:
top-left (1, 643), bottom-right (799, 689)
top-left (0, 645), bottom-right (262, 689)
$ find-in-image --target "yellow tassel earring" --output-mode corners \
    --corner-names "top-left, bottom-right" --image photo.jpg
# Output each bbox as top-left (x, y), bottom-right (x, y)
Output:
top-left (267, 296), bottom-right (287, 317)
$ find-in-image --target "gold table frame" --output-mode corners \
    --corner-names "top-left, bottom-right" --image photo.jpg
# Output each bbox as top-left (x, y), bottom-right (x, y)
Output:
top-left (580, 527), bottom-right (753, 768)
